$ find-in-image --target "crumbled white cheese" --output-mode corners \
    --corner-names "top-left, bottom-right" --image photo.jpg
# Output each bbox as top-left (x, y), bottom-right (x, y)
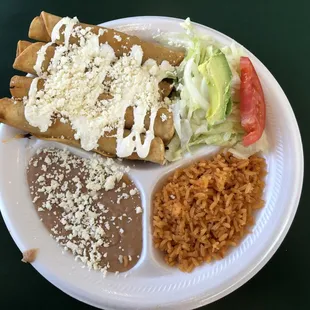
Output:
top-left (118, 255), bottom-right (123, 264)
top-left (117, 193), bottom-right (129, 204)
top-left (160, 113), bottom-right (167, 122)
top-left (113, 34), bottom-right (122, 42)
top-left (37, 175), bottom-right (45, 183)
top-left (98, 28), bottom-right (107, 36)
top-left (129, 188), bottom-right (137, 196)
top-left (135, 206), bottom-right (142, 214)
top-left (44, 156), bottom-right (51, 165)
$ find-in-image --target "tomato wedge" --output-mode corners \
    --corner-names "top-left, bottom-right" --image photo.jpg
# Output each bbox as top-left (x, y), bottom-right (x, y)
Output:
top-left (240, 56), bottom-right (266, 146)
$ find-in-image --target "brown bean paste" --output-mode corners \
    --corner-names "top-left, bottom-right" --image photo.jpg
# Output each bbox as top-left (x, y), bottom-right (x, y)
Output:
top-left (27, 148), bottom-right (142, 274)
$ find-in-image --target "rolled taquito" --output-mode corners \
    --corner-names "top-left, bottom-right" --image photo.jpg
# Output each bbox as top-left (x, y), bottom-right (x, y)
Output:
top-left (12, 41), bottom-right (175, 99)
top-left (29, 11), bottom-right (184, 66)
top-left (12, 40), bottom-right (174, 100)
top-left (16, 40), bottom-right (32, 57)
top-left (0, 98), bottom-right (165, 164)
top-left (13, 42), bottom-right (54, 75)
top-left (10, 75), bottom-right (172, 101)
top-left (9, 75), bottom-right (175, 144)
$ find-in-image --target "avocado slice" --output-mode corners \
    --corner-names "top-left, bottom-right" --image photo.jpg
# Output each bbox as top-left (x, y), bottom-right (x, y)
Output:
top-left (198, 46), bottom-right (232, 127)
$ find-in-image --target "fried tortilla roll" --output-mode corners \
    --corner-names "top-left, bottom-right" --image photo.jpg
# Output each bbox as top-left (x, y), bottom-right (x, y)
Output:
top-left (10, 76), bottom-right (175, 144)
top-left (12, 43), bottom-right (174, 96)
top-left (0, 98), bottom-right (165, 164)
top-left (28, 16), bottom-right (51, 42)
top-left (125, 107), bottom-right (174, 144)
top-left (13, 42), bottom-right (54, 75)
top-left (10, 76), bottom-right (44, 98)
top-left (10, 75), bottom-right (172, 101)
top-left (13, 41), bottom-right (176, 111)
top-left (16, 40), bottom-right (32, 57)
top-left (28, 11), bottom-right (184, 65)
top-left (9, 75), bottom-right (107, 98)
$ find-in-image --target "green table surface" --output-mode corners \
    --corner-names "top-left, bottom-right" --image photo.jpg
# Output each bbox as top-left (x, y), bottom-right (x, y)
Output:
top-left (0, 0), bottom-right (308, 309)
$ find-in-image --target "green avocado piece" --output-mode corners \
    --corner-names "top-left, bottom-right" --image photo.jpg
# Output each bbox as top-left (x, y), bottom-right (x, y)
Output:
top-left (198, 46), bottom-right (232, 127)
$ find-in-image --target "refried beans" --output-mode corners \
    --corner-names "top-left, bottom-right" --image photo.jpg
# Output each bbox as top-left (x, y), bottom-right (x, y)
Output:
top-left (27, 147), bottom-right (143, 275)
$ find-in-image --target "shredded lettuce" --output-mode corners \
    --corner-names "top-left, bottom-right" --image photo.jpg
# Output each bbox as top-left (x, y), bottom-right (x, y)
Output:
top-left (221, 42), bottom-right (245, 102)
top-left (165, 134), bottom-right (182, 162)
top-left (228, 131), bottom-right (269, 159)
top-left (157, 18), bottom-right (268, 161)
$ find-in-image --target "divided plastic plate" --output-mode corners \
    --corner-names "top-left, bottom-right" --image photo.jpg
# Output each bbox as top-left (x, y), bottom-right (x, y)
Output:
top-left (0, 17), bottom-right (303, 310)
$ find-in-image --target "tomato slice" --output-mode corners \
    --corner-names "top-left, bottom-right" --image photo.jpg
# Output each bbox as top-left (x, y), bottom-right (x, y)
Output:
top-left (240, 56), bottom-right (266, 146)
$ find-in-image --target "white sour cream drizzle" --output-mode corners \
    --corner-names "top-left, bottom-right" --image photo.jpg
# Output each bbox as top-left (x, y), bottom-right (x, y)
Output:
top-left (51, 16), bottom-right (79, 46)
top-left (26, 16), bottom-right (172, 159)
top-left (33, 17), bottom-right (79, 76)
top-left (33, 42), bottom-right (53, 76)
top-left (134, 107), bottom-right (158, 158)
top-left (25, 77), bottom-right (53, 131)
top-left (116, 106), bottom-right (158, 159)
top-left (27, 77), bottom-right (39, 103)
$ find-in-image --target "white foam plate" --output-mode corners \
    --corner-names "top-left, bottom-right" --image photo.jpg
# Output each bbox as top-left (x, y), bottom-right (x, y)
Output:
top-left (0, 16), bottom-right (304, 310)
